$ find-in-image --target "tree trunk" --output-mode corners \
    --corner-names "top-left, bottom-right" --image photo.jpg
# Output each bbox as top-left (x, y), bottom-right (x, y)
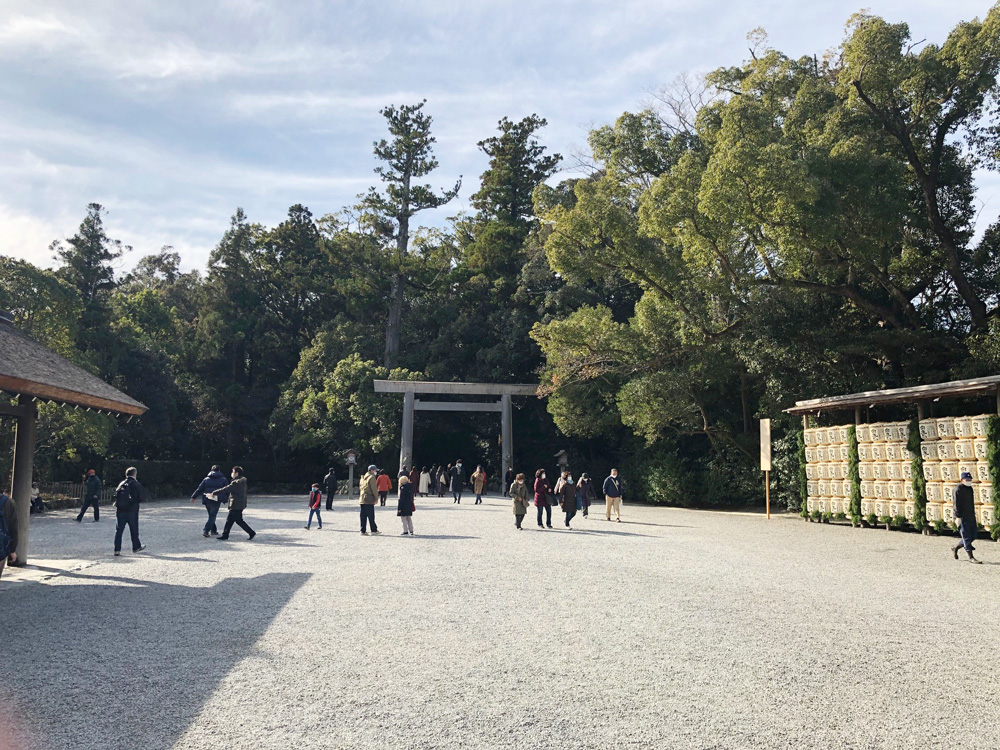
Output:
top-left (384, 271), bottom-right (404, 367)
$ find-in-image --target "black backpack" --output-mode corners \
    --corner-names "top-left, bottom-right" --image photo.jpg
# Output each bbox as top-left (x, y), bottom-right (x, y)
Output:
top-left (115, 481), bottom-right (133, 511)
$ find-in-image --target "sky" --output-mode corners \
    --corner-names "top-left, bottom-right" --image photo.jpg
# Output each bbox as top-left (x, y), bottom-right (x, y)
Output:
top-left (0, 0), bottom-right (996, 272)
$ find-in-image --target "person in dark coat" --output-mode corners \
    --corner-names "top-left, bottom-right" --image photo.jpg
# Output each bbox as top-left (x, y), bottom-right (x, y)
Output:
top-left (556, 471), bottom-right (577, 528)
top-left (437, 466), bottom-right (447, 497)
top-left (0, 491), bottom-right (18, 580)
top-left (533, 469), bottom-right (552, 529)
top-left (504, 468), bottom-right (515, 498)
top-left (191, 465), bottom-right (228, 537)
top-left (450, 460), bottom-right (465, 504)
top-left (113, 467), bottom-right (146, 556)
top-left (577, 473), bottom-right (596, 518)
top-left (397, 475), bottom-right (415, 536)
top-left (603, 469), bottom-right (623, 523)
top-left (951, 472), bottom-right (982, 563)
top-left (77, 469), bottom-right (102, 522)
top-left (324, 467), bottom-right (337, 510)
top-left (212, 466), bottom-right (255, 541)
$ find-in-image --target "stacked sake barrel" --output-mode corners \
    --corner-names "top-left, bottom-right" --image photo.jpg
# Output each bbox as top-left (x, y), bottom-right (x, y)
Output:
top-left (856, 422), bottom-right (915, 522)
top-left (803, 425), bottom-right (852, 516)
top-left (919, 415), bottom-right (994, 528)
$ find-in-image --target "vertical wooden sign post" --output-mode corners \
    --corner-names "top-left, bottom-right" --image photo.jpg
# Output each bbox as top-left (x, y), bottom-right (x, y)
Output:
top-left (760, 418), bottom-right (772, 519)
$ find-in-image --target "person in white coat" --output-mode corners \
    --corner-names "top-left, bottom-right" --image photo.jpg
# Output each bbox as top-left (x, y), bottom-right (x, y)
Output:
top-left (418, 466), bottom-right (431, 497)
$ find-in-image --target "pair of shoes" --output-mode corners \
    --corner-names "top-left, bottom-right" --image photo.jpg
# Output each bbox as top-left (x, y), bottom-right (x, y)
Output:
top-left (114, 551), bottom-right (121, 556)
top-left (133, 545), bottom-right (146, 553)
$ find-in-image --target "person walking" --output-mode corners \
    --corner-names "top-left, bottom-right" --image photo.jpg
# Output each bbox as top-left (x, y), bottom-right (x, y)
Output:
top-left (0, 491), bottom-right (18, 580)
top-left (113, 467), bottom-right (146, 556)
top-left (305, 483), bottom-right (323, 530)
top-left (398, 475), bottom-right (416, 536)
top-left (77, 469), bottom-right (102, 522)
top-left (951, 471), bottom-right (982, 563)
top-left (190, 464), bottom-right (227, 537)
top-left (437, 466), bottom-right (448, 497)
top-left (533, 469), bottom-right (552, 529)
top-left (323, 467), bottom-right (337, 510)
top-left (213, 466), bottom-right (255, 541)
top-left (359, 464), bottom-right (380, 535)
top-left (472, 465), bottom-right (487, 504)
top-left (377, 470), bottom-right (393, 507)
top-left (603, 468), bottom-right (623, 523)
top-left (504, 467), bottom-right (515, 498)
top-left (510, 473), bottom-right (530, 530)
top-left (409, 466), bottom-right (420, 492)
top-left (398, 465), bottom-right (409, 480)
top-left (577, 473), bottom-right (596, 518)
top-left (419, 466), bottom-right (431, 497)
top-left (556, 471), bottom-right (577, 528)
top-left (450, 460), bottom-right (466, 504)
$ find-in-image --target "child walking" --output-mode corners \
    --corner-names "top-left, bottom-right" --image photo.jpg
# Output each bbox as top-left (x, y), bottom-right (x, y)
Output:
top-left (305, 483), bottom-right (322, 529)
top-left (398, 475), bottom-right (415, 536)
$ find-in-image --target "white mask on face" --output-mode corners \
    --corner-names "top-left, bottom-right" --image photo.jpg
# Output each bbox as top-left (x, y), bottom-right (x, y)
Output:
top-left (541, 473), bottom-right (546, 479)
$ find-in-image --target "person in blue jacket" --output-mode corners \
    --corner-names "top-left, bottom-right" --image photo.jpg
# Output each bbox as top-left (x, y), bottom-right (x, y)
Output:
top-left (191, 465), bottom-right (228, 538)
top-left (603, 468), bottom-right (623, 523)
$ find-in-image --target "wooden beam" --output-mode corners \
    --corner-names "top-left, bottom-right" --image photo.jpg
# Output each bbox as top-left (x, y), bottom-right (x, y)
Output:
top-left (375, 380), bottom-right (538, 397)
top-left (414, 400), bottom-right (503, 412)
top-left (784, 374), bottom-right (1000, 415)
top-left (0, 402), bottom-right (31, 419)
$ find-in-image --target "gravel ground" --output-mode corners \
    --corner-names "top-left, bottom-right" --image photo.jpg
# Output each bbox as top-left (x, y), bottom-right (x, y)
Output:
top-left (1, 494), bottom-right (999, 749)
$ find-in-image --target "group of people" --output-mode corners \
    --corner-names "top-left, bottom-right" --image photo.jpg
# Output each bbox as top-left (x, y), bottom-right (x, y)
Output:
top-left (508, 467), bottom-right (624, 530)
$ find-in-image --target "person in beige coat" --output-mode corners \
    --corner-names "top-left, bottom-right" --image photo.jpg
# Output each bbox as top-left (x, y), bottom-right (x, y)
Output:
top-left (509, 473), bottom-right (530, 530)
top-left (472, 466), bottom-right (487, 504)
top-left (359, 464), bottom-right (381, 535)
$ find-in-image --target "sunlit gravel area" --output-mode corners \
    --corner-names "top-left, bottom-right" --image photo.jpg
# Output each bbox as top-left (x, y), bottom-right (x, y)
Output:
top-left (1, 494), bottom-right (999, 749)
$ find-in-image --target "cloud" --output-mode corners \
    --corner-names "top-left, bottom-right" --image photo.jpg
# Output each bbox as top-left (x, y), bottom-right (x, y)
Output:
top-left (0, 204), bottom-right (62, 267)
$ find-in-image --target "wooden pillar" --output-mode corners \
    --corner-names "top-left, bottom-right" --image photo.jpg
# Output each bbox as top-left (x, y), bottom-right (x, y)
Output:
top-left (918, 402), bottom-right (926, 420)
top-left (10, 395), bottom-right (36, 567)
top-left (501, 394), bottom-right (512, 489)
top-left (854, 407), bottom-right (861, 425)
top-left (399, 391), bottom-right (414, 472)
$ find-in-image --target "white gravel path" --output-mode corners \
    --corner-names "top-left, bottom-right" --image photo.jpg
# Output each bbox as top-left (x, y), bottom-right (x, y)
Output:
top-left (1, 494), bottom-right (999, 749)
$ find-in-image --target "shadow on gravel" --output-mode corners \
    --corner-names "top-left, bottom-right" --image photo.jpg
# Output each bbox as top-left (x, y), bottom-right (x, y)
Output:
top-left (0, 571), bottom-right (310, 750)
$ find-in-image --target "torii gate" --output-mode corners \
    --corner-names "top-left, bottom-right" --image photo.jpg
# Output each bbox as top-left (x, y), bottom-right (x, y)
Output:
top-left (373, 380), bottom-right (538, 485)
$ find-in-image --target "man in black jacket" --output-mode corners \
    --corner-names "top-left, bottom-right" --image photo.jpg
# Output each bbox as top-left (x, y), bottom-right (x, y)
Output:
top-left (0, 491), bottom-right (18, 580)
top-left (113, 467), bottom-right (146, 556)
top-left (324, 468), bottom-right (337, 510)
top-left (951, 472), bottom-right (982, 564)
top-left (191, 465), bottom-right (227, 537)
top-left (77, 469), bottom-right (102, 522)
top-left (450, 460), bottom-right (465, 504)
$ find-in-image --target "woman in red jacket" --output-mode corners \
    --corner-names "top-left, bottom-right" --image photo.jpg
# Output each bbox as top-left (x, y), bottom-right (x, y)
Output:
top-left (305, 483), bottom-right (322, 529)
top-left (533, 469), bottom-right (552, 529)
top-left (376, 470), bottom-right (393, 506)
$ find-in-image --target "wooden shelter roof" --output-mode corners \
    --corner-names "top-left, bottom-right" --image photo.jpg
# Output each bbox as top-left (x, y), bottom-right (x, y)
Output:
top-left (0, 318), bottom-right (147, 416)
top-left (784, 375), bottom-right (1000, 416)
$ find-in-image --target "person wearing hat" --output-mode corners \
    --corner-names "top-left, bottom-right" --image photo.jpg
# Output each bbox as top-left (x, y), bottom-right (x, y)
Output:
top-left (359, 464), bottom-right (381, 535)
top-left (77, 469), bottom-right (103, 522)
top-left (951, 471), bottom-right (982, 563)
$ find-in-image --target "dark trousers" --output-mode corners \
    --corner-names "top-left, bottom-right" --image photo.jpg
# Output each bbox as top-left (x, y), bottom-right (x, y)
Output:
top-left (453, 490), bottom-right (462, 503)
top-left (959, 517), bottom-right (978, 552)
top-left (564, 507), bottom-right (577, 526)
top-left (325, 487), bottom-right (335, 511)
top-left (307, 508), bottom-right (322, 528)
top-left (222, 508), bottom-right (254, 538)
top-left (379, 491), bottom-right (387, 506)
top-left (78, 496), bottom-right (100, 521)
top-left (114, 509), bottom-right (141, 552)
top-left (515, 513), bottom-right (524, 529)
top-left (203, 501), bottom-right (220, 534)
top-left (536, 504), bottom-right (551, 526)
top-left (360, 504), bottom-right (378, 532)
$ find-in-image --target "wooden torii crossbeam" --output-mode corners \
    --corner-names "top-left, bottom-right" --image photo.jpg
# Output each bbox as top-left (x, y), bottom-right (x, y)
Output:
top-left (373, 380), bottom-right (539, 484)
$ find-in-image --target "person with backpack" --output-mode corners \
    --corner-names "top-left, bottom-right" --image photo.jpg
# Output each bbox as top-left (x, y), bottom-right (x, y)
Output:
top-left (0, 491), bottom-right (18, 580)
top-left (190, 465), bottom-right (228, 537)
top-left (323, 467), bottom-right (337, 510)
top-left (77, 469), bottom-right (102, 522)
top-left (305, 483), bottom-right (323, 530)
top-left (113, 467), bottom-right (146, 556)
top-left (211, 466), bottom-right (255, 541)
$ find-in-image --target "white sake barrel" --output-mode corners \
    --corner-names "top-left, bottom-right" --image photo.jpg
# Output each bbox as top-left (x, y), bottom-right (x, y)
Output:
top-left (896, 422), bottom-right (910, 442)
top-left (889, 499), bottom-right (906, 517)
top-left (859, 463), bottom-right (874, 480)
top-left (806, 464), bottom-right (818, 480)
top-left (858, 445), bottom-right (872, 462)
top-left (807, 497), bottom-right (816, 513)
top-left (977, 461), bottom-right (992, 484)
top-left (903, 500), bottom-right (916, 520)
top-left (979, 484), bottom-right (994, 505)
top-left (886, 462), bottom-right (902, 480)
top-left (838, 425), bottom-right (851, 444)
top-left (818, 480), bottom-right (830, 496)
top-left (918, 419), bottom-right (938, 441)
top-left (920, 443), bottom-right (937, 461)
top-left (861, 498), bottom-right (874, 516)
top-left (971, 415), bottom-right (990, 438)
top-left (937, 442), bottom-right (956, 460)
top-left (900, 461), bottom-right (913, 480)
top-left (856, 424), bottom-right (871, 443)
top-left (923, 462), bottom-right (941, 482)
top-left (816, 446), bottom-right (827, 462)
top-left (904, 481), bottom-right (915, 500)
top-left (954, 417), bottom-right (972, 439)
top-left (805, 446), bottom-right (816, 463)
top-left (954, 440), bottom-right (974, 460)
top-left (817, 498), bottom-right (828, 513)
top-left (974, 439), bottom-right (988, 460)
top-left (842, 479), bottom-right (853, 497)
top-left (826, 427), bottom-right (839, 445)
top-left (838, 445), bottom-right (850, 462)
top-left (899, 442), bottom-right (914, 460)
top-left (804, 428), bottom-right (816, 446)
top-left (870, 423), bottom-right (885, 442)
top-left (888, 481), bottom-right (905, 500)
top-left (939, 462), bottom-right (960, 482)
top-left (874, 480), bottom-right (889, 499)
top-left (807, 480), bottom-right (818, 496)
top-left (979, 504), bottom-right (995, 528)
top-left (860, 480), bottom-right (875, 498)
top-left (871, 444), bottom-right (885, 461)
top-left (926, 482), bottom-right (944, 503)
top-left (885, 443), bottom-right (900, 461)
top-left (872, 463), bottom-right (886, 480)
top-left (942, 504), bottom-right (956, 524)
top-left (936, 417), bottom-right (956, 440)
top-left (883, 424), bottom-right (897, 442)
top-left (874, 499), bottom-right (890, 517)
top-left (925, 502), bottom-right (943, 522)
